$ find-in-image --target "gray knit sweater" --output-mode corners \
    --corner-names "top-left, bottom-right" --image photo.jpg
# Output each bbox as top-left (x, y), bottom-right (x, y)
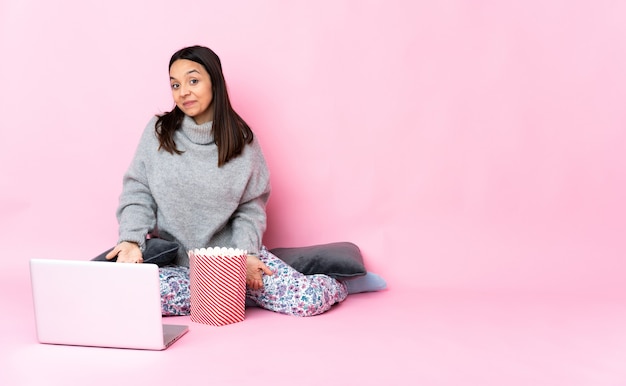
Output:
top-left (116, 115), bottom-right (271, 267)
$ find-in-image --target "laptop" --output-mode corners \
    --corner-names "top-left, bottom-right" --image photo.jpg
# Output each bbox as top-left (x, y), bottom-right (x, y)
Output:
top-left (29, 259), bottom-right (188, 350)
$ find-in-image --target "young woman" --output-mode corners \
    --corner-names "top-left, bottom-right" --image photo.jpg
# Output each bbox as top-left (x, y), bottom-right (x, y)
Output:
top-left (106, 45), bottom-right (348, 316)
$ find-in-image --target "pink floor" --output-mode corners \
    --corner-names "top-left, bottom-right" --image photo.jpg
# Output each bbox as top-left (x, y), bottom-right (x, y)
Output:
top-left (2, 262), bottom-right (626, 386)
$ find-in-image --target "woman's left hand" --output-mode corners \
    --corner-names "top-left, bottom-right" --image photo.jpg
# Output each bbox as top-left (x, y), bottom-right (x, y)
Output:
top-left (246, 254), bottom-right (273, 290)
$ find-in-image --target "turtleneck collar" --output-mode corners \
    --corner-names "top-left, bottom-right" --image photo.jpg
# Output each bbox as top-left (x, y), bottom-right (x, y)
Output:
top-left (180, 115), bottom-right (214, 145)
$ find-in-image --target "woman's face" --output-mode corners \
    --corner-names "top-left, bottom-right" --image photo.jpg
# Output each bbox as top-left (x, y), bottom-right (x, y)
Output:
top-left (169, 59), bottom-right (214, 124)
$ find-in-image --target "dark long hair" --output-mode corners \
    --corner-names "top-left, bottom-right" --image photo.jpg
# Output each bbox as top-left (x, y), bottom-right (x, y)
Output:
top-left (155, 45), bottom-right (253, 166)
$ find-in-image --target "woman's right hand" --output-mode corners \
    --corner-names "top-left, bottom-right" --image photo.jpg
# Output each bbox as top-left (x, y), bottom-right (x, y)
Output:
top-left (105, 241), bottom-right (144, 263)
top-left (245, 254), bottom-right (273, 290)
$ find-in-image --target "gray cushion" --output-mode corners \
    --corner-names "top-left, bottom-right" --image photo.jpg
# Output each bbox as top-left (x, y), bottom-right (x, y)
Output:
top-left (269, 242), bottom-right (366, 278)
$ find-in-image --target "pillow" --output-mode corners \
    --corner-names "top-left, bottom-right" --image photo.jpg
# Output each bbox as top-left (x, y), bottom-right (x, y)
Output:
top-left (343, 272), bottom-right (387, 294)
top-left (269, 242), bottom-right (366, 278)
top-left (92, 238), bottom-right (180, 267)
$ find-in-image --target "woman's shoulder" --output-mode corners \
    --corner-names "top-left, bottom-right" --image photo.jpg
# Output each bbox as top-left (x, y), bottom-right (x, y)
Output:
top-left (223, 135), bottom-right (268, 173)
top-left (145, 115), bottom-right (160, 131)
top-left (131, 116), bottom-right (161, 155)
top-left (138, 115), bottom-right (160, 139)
top-left (245, 136), bottom-right (270, 176)
top-left (244, 135), bottom-right (268, 162)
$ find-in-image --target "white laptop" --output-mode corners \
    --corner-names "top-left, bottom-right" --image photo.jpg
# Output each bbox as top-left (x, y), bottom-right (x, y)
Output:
top-left (29, 259), bottom-right (188, 350)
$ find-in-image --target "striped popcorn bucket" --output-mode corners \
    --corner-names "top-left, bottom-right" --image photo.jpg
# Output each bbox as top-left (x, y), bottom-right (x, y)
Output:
top-left (188, 247), bottom-right (247, 326)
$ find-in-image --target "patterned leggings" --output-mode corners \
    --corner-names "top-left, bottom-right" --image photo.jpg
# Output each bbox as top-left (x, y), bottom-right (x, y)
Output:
top-left (159, 248), bottom-right (348, 317)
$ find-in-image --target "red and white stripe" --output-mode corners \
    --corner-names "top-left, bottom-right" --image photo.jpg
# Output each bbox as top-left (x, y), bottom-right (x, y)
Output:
top-left (189, 248), bottom-right (247, 326)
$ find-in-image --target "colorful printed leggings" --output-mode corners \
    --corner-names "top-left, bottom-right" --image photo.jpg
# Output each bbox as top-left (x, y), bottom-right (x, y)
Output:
top-left (159, 248), bottom-right (348, 317)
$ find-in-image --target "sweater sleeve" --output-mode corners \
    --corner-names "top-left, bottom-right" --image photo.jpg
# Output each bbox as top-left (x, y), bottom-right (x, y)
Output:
top-left (115, 119), bottom-right (158, 248)
top-left (228, 140), bottom-right (271, 255)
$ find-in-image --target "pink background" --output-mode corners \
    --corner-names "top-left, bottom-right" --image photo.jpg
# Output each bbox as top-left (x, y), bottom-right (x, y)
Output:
top-left (1, 0), bottom-right (625, 297)
top-left (2, 2), bottom-right (626, 385)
